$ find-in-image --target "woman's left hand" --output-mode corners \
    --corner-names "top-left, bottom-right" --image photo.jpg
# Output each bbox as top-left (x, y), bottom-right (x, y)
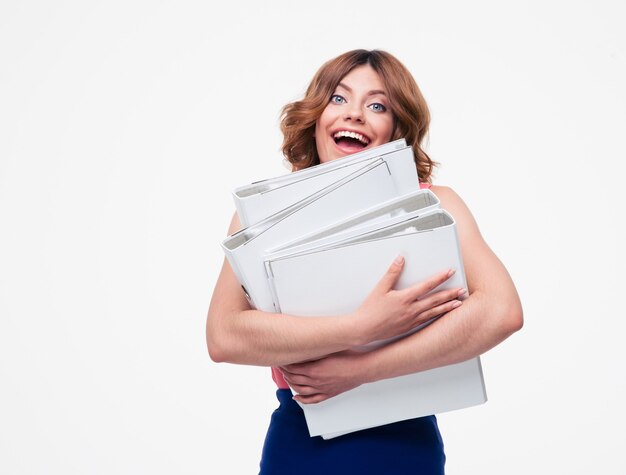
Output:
top-left (279, 350), bottom-right (368, 404)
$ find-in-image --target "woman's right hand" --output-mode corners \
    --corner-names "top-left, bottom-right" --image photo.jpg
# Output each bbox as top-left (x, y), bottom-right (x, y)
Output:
top-left (351, 256), bottom-right (466, 346)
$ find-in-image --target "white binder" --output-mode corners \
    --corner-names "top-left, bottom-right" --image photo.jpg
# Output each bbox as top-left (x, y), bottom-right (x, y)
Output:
top-left (268, 188), bottom-right (441, 258)
top-left (263, 210), bottom-right (487, 439)
top-left (232, 139), bottom-right (409, 227)
top-left (222, 148), bottom-right (419, 312)
top-left (266, 190), bottom-right (443, 352)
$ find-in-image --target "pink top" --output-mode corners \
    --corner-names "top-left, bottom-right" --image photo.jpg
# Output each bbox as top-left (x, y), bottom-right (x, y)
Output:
top-left (272, 182), bottom-right (433, 389)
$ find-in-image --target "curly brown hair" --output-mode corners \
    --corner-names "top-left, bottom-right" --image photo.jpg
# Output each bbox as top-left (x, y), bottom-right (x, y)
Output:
top-left (280, 49), bottom-right (437, 182)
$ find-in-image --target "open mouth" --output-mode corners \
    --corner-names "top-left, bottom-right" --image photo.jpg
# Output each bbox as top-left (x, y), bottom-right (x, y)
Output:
top-left (333, 130), bottom-right (371, 152)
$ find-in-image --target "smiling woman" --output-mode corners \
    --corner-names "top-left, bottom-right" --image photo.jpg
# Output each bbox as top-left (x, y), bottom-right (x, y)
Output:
top-left (280, 50), bottom-right (435, 178)
top-left (314, 65), bottom-right (394, 160)
top-left (206, 49), bottom-right (523, 475)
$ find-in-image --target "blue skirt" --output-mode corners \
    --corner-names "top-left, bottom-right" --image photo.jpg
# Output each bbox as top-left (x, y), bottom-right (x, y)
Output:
top-left (259, 389), bottom-right (445, 475)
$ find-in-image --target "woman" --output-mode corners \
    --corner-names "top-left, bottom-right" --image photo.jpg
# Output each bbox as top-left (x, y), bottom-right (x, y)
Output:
top-left (207, 49), bottom-right (523, 474)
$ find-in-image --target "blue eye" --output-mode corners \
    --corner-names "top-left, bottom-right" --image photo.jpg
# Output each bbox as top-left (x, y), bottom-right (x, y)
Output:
top-left (330, 94), bottom-right (346, 104)
top-left (368, 103), bottom-right (387, 112)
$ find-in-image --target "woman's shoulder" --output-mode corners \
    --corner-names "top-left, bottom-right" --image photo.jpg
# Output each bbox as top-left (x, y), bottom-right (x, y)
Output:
top-left (228, 211), bottom-right (243, 235)
top-left (428, 185), bottom-right (479, 229)
top-left (428, 184), bottom-right (463, 207)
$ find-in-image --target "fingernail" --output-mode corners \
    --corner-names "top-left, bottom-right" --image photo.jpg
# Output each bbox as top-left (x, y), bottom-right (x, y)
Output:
top-left (452, 300), bottom-right (462, 308)
top-left (394, 255), bottom-right (405, 265)
top-left (447, 269), bottom-right (456, 277)
top-left (458, 288), bottom-right (467, 297)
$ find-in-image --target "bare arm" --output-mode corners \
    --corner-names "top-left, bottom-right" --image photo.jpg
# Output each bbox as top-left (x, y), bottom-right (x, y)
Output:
top-left (282, 186), bottom-right (523, 402)
top-left (206, 212), bottom-right (465, 367)
top-left (365, 185), bottom-right (523, 376)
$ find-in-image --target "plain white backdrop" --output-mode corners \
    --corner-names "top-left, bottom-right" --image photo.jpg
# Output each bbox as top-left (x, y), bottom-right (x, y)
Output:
top-left (1, 1), bottom-right (625, 473)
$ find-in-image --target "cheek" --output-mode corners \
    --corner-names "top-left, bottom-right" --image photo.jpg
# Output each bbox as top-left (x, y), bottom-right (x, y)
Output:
top-left (316, 107), bottom-right (333, 131)
top-left (314, 121), bottom-right (328, 162)
top-left (313, 121), bottom-right (319, 139)
top-left (314, 119), bottom-right (325, 144)
top-left (315, 109), bottom-right (335, 156)
top-left (375, 115), bottom-right (395, 142)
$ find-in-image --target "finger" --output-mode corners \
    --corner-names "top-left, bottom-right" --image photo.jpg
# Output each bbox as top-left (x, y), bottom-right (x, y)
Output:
top-left (374, 255), bottom-right (405, 293)
top-left (281, 371), bottom-right (313, 386)
top-left (280, 357), bottom-right (322, 373)
top-left (406, 268), bottom-right (456, 300)
top-left (294, 393), bottom-right (330, 404)
top-left (410, 298), bottom-right (463, 323)
top-left (290, 384), bottom-right (319, 396)
top-left (280, 363), bottom-right (308, 375)
top-left (415, 287), bottom-right (466, 310)
top-left (279, 364), bottom-right (296, 373)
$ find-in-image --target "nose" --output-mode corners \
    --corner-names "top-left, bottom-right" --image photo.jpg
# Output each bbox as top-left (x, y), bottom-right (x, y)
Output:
top-left (343, 104), bottom-right (365, 123)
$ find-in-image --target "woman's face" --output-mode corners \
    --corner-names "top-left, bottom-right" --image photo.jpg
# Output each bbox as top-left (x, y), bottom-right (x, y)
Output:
top-left (315, 65), bottom-right (395, 164)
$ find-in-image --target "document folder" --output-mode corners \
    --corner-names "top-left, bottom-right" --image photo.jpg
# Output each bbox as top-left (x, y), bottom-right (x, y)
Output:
top-left (232, 139), bottom-right (409, 227)
top-left (268, 188), bottom-right (441, 259)
top-left (222, 149), bottom-right (419, 312)
top-left (263, 210), bottom-right (487, 438)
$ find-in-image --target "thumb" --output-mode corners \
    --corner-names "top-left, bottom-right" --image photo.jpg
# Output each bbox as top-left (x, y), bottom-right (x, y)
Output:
top-left (375, 255), bottom-right (405, 292)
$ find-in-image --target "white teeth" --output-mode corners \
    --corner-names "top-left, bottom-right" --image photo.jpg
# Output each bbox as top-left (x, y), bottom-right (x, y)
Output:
top-left (333, 130), bottom-right (370, 145)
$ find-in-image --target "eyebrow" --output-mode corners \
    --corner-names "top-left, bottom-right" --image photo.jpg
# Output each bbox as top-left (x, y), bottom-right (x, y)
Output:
top-left (337, 82), bottom-right (387, 96)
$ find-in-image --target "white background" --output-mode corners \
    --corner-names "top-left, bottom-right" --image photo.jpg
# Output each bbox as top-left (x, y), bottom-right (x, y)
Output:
top-left (1, 1), bottom-right (625, 473)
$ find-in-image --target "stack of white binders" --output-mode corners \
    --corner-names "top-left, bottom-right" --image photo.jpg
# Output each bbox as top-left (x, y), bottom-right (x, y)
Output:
top-left (222, 139), bottom-right (487, 439)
